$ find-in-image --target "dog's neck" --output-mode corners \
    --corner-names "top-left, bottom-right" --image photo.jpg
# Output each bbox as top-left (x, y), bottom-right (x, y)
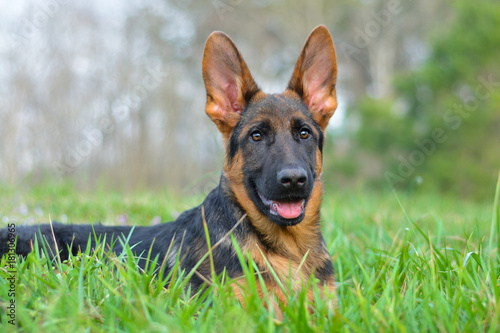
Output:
top-left (215, 174), bottom-right (324, 258)
top-left (209, 174), bottom-right (331, 287)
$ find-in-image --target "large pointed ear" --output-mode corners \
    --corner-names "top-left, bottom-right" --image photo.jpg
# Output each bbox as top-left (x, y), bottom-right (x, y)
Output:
top-left (287, 25), bottom-right (338, 131)
top-left (202, 32), bottom-right (260, 140)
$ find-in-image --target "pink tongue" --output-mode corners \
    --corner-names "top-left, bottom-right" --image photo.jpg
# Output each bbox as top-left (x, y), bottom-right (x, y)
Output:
top-left (274, 201), bottom-right (303, 219)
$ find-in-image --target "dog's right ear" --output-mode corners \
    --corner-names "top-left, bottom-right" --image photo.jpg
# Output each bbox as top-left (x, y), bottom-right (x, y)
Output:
top-left (202, 32), bottom-right (260, 140)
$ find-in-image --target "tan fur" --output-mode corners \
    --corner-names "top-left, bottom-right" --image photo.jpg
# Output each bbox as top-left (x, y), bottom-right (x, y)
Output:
top-left (203, 25), bottom-right (338, 314)
top-left (224, 148), bottom-right (330, 286)
top-left (231, 267), bottom-right (336, 318)
top-left (202, 32), bottom-right (261, 142)
top-left (231, 279), bottom-right (285, 320)
top-left (287, 26), bottom-right (338, 131)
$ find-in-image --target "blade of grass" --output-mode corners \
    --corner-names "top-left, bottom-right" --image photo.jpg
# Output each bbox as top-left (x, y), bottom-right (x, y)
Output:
top-left (488, 171), bottom-right (500, 254)
top-left (201, 206), bottom-right (216, 284)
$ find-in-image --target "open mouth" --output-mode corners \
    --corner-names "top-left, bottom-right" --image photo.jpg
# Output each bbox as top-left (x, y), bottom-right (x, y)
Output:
top-left (258, 191), bottom-right (305, 220)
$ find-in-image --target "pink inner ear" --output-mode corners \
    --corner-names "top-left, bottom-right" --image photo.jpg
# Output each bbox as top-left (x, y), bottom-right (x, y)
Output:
top-left (212, 66), bottom-right (242, 115)
top-left (304, 71), bottom-right (329, 109)
top-left (225, 83), bottom-right (242, 114)
top-left (307, 87), bottom-right (330, 111)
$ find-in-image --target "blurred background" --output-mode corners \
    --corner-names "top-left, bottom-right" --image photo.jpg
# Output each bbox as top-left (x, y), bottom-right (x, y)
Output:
top-left (0, 0), bottom-right (498, 200)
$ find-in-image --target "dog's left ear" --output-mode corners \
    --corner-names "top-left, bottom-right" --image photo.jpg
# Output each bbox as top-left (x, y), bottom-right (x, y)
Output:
top-left (287, 25), bottom-right (338, 131)
top-left (202, 31), bottom-right (260, 140)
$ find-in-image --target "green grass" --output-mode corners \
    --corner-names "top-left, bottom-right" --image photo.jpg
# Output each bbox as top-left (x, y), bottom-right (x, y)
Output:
top-left (0, 179), bottom-right (499, 332)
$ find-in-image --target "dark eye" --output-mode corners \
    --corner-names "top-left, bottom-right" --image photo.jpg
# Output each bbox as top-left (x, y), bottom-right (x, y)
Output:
top-left (300, 129), bottom-right (310, 140)
top-left (251, 131), bottom-right (262, 141)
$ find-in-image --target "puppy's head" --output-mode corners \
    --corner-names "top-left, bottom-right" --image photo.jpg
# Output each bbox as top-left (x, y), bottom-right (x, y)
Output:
top-left (202, 25), bottom-right (337, 227)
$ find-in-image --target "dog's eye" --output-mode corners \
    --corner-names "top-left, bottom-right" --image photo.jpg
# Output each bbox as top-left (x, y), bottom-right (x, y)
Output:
top-left (251, 131), bottom-right (262, 141)
top-left (300, 129), bottom-right (310, 140)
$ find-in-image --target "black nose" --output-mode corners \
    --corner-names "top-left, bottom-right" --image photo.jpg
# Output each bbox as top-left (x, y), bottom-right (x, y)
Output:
top-left (277, 167), bottom-right (308, 190)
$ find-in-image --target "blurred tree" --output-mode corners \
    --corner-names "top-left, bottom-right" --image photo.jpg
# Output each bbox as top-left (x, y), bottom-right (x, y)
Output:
top-left (398, 0), bottom-right (500, 199)
top-left (3, 0), bottom-right (495, 200)
top-left (344, 0), bottom-right (500, 199)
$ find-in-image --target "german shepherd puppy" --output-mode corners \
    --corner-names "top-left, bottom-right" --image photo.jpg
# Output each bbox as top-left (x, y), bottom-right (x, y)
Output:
top-left (1, 25), bottom-right (338, 309)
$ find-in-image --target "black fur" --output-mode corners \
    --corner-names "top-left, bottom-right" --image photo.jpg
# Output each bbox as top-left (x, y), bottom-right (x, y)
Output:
top-left (0, 27), bottom-right (337, 298)
top-left (0, 95), bottom-right (331, 291)
top-left (0, 182), bottom-right (255, 291)
top-left (236, 95), bottom-right (319, 226)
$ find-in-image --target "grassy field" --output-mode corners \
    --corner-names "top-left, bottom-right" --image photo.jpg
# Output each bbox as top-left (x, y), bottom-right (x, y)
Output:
top-left (0, 180), bottom-right (499, 332)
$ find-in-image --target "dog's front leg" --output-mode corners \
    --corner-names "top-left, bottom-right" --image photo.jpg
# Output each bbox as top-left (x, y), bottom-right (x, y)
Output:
top-left (230, 278), bottom-right (285, 321)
